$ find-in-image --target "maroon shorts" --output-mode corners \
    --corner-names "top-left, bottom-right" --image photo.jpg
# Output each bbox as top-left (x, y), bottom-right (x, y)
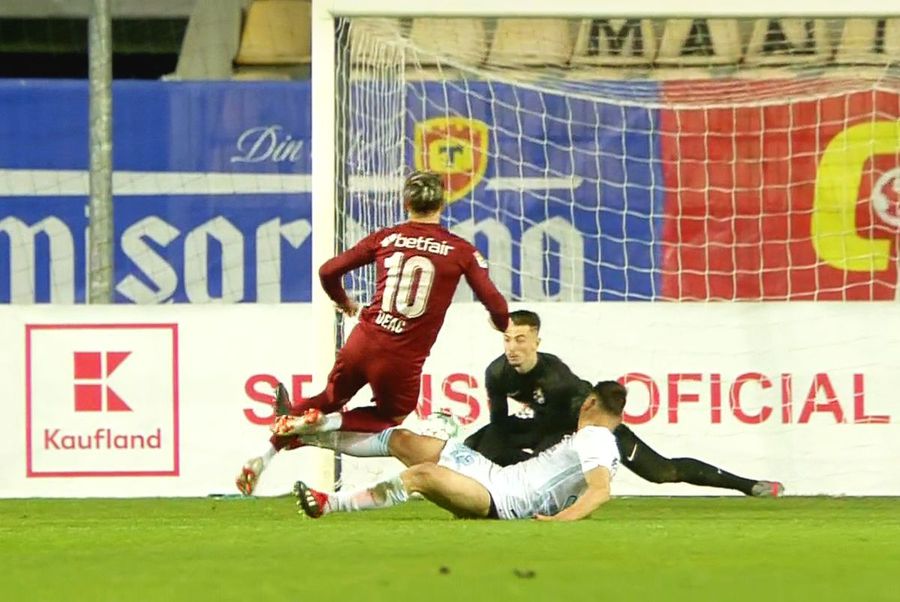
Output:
top-left (319, 324), bottom-right (425, 422)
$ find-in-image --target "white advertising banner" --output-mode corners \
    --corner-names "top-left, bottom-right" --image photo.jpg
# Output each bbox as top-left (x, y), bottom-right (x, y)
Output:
top-left (343, 302), bottom-right (900, 496)
top-left (1, 305), bottom-right (335, 498)
top-left (1, 302), bottom-right (897, 497)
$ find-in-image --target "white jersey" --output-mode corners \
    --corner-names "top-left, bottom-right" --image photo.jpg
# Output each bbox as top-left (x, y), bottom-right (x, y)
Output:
top-left (438, 426), bottom-right (620, 519)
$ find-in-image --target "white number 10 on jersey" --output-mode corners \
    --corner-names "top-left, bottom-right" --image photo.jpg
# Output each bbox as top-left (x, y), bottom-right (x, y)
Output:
top-left (382, 252), bottom-right (435, 319)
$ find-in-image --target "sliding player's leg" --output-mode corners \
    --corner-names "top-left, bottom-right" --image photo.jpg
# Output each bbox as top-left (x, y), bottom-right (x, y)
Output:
top-left (295, 462), bottom-right (491, 519)
top-left (241, 423), bottom-right (446, 496)
top-left (298, 423), bottom-right (446, 462)
top-left (614, 424), bottom-right (784, 496)
top-left (402, 463), bottom-right (493, 518)
top-left (274, 426), bottom-right (447, 466)
top-left (387, 428), bottom-right (446, 465)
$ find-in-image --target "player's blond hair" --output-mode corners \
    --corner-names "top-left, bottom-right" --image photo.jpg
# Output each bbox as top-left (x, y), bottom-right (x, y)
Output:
top-left (403, 171), bottom-right (445, 214)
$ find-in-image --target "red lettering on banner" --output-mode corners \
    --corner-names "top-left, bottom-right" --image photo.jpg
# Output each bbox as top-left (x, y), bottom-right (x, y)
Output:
top-left (781, 373), bottom-right (793, 423)
top-left (617, 371), bottom-right (887, 425)
top-left (291, 375), bottom-right (313, 406)
top-left (730, 372), bottom-right (773, 424)
top-left (243, 373), bottom-right (281, 425)
top-left (243, 374), bottom-right (314, 425)
top-left (710, 373), bottom-right (722, 424)
top-left (668, 373), bottom-right (702, 423)
top-left (853, 373), bottom-right (890, 423)
top-left (242, 372), bottom-right (487, 426)
top-left (418, 373), bottom-right (483, 424)
top-left (619, 373), bottom-right (660, 424)
top-left (442, 373), bottom-right (480, 425)
top-left (239, 369), bottom-right (890, 427)
top-left (798, 373), bottom-right (845, 423)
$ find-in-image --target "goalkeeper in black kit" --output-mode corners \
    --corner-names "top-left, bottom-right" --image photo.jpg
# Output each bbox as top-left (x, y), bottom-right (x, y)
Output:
top-left (464, 310), bottom-right (784, 497)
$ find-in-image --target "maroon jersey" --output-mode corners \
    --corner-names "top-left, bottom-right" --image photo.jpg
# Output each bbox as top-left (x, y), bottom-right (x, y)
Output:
top-left (319, 221), bottom-right (508, 358)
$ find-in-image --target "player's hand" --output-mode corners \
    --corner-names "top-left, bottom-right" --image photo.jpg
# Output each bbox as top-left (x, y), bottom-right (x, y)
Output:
top-left (336, 300), bottom-right (360, 317)
top-left (533, 514), bottom-right (554, 522)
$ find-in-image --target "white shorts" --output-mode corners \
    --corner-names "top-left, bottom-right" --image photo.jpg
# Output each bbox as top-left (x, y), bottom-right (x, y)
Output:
top-left (437, 439), bottom-right (537, 520)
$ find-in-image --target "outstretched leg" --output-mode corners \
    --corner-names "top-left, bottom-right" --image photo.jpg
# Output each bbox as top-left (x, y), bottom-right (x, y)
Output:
top-left (272, 405), bottom-right (449, 458)
top-left (388, 429), bottom-right (448, 466)
top-left (295, 426), bottom-right (445, 465)
top-left (401, 463), bottom-right (492, 518)
top-left (614, 424), bottom-right (782, 496)
top-left (296, 462), bottom-right (492, 519)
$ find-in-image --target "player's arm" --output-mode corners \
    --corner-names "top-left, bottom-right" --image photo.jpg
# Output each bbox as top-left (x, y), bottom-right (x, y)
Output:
top-left (545, 359), bottom-right (591, 432)
top-left (462, 250), bottom-right (509, 332)
top-left (484, 359), bottom-right (510, 426)
top-left (318, 234), bottom-right (378, 315)
top-left (534, 466), bottom-right (611, 522)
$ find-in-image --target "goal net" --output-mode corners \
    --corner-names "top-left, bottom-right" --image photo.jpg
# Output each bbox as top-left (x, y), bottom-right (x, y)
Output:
top-left (327, 8), bottom-right (900, 496)
top-left (340, 16), bottom-right (900, 302)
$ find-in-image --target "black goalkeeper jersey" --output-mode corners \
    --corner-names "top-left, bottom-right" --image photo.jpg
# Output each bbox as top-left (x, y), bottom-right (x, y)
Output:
top-left (484, 352), bottom-right (593, 435)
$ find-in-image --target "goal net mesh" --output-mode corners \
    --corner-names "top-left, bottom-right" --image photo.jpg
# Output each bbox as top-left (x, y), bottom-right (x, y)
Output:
top-left (337, 17), bottom-right (900, 303)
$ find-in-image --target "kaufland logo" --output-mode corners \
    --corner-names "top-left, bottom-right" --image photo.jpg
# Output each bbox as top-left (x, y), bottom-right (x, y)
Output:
top-left (74, 351), bottom-right (133, 412)
top-left (25, 324), bottom-right (180, 477)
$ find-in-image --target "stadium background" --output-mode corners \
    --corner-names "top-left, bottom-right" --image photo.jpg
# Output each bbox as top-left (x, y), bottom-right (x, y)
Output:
top-left (4, 81), bottom-right (899, 303)
top-left (0, 1), bottom-right (898, 498)
top-left (1, 3), bottom-right (898, 601)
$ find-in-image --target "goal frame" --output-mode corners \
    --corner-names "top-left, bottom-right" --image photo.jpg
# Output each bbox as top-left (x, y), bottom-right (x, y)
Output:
top-left (310, 0), bottom-right (895, 370)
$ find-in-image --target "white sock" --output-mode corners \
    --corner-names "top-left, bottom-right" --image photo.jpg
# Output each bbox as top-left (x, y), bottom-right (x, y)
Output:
top-left (308, 428), bottom-right (394, 457)
top-left (326, 475), bottom-right (409, 513)
top-left (315, 412), bottom-right (343, 433)
top-left (258, 445), bottom-right (277, 469)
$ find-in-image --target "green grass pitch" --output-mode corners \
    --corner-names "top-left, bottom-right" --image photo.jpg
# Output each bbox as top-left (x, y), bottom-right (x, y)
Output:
top-left (2, 497), bottom-right (897, 601)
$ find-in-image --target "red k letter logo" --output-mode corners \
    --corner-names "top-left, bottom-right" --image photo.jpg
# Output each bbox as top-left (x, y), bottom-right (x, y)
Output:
top-left (73, 351), bottom-right (132, 412)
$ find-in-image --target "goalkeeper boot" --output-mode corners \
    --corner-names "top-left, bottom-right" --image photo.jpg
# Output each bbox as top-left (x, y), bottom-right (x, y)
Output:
top-left (271, 409), bottom-right (325, 436)
top-left (273, 382), bottom-right (291, 416)
top-left (236, 456), bottom-right (265, 496)
top-left (750, 480), bottom-right (784, 497)
top-left (294, 481), bottom-right (329, 518)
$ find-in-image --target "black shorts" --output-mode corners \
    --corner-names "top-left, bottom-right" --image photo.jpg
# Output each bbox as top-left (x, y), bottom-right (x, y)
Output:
top-left (487, 496), bottom-right (500, 519)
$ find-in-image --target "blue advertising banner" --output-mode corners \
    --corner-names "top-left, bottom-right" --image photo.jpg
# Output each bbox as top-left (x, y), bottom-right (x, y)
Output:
top-left (2, 79), bottom-right (667, 304)
top-left (403, 81), bottom-right (665, 301)
top-left (0, 81), bottom-right (312, 303)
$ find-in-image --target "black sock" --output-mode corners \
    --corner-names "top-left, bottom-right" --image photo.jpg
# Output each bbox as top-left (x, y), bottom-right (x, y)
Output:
top-left (671, 458), bottom-right (756, 495)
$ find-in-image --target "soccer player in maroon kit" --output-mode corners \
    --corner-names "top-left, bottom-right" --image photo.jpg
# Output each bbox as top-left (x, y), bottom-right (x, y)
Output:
top-left (236, 171), bottom-right (508, 495)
